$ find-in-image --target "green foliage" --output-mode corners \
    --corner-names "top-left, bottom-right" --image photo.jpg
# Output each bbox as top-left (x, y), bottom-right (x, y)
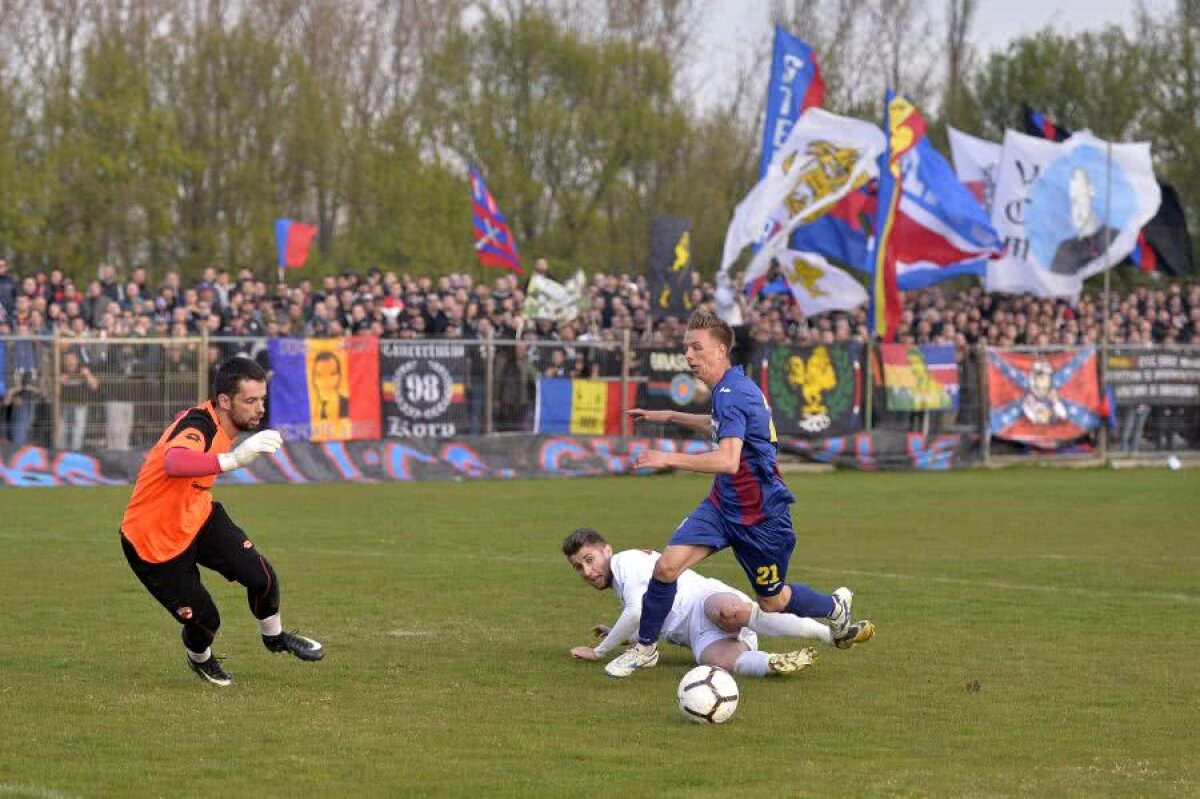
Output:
top-left (972, 28), bottom-right (1148, 141)
top-left (419, 9), bottom-right (694, 273)
top-left (0, 4), bottom-right (1196, 283)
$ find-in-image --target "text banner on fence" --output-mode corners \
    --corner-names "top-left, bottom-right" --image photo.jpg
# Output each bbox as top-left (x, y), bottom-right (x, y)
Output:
top-left (380, 340), bottom-right (468, 438)
top-left (1105, 348), bottom-right (1200, 406)
top-left (987, 347), bottom-right (1100, 448)
top-left (751, 343), bottom-right (862, 437)
top-left (268, 337), bottom-right (381, 441)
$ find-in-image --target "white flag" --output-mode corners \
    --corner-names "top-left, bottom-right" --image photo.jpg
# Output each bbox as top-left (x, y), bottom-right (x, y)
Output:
top-left (987, 130), bottom-right (1161, 299)
top-left (720, 108), bottom-right (885, 281)
top-left (523, 269), bottom-right (586, 321)
top-left (778, 250), bottom-right (868, 316)
top-left (947, 126), bottom-right (1002, 215)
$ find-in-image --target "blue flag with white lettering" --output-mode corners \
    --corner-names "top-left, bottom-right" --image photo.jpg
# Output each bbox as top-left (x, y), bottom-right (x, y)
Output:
top-left (759, 27), bottom-right (825, 177)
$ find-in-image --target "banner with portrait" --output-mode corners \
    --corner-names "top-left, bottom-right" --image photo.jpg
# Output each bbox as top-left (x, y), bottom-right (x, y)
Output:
top-left (268, 337), bottom-right (381, 442)
top-left (380, 341), bottom-right (469, 439)
top-left (880, 344), bottom-right (959, 411)
top-left (1106, 348), bottom-right (1200, 406)
top-left (986, 130), bottom-right (1161, 299)
top-left (752, 343), bottom-right (862, 437)
top-left (987, 348), bottom-right (1101, 447)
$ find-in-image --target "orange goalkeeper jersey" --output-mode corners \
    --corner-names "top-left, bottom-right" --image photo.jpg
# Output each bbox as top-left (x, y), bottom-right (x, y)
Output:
top-left (121, 402), bottom-right (233, 563)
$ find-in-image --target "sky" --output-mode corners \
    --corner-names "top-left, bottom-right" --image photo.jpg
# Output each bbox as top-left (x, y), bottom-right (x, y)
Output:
top-left (694, 0), bottom-right (1171, 108)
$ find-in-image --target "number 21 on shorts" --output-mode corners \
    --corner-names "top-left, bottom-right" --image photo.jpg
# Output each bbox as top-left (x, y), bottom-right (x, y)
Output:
top-left (755, 564), bottom-right (780, 587)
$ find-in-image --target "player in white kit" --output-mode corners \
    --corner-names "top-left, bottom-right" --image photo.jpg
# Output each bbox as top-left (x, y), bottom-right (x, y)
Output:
top-left (563, 528), bottom-right (873, 677)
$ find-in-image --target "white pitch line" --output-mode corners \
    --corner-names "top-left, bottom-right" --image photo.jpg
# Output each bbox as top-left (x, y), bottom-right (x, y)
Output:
top-left (0, 785), bottom-right (82, 799)
top-left (805, 566), bottom-right (1200, 606)
top-left (387, 629), bottom-right (435, 638)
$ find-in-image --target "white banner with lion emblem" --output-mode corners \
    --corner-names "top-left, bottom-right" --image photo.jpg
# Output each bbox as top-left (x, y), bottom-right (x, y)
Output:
top-left (721, 108), bottom-right (885, 282)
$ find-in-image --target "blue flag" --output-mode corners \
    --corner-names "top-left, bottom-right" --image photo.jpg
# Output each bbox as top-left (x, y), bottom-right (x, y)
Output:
top-left (759, 27), bottom-right (825, 177)
top-left (791, 111), bottom-right (1002, 293)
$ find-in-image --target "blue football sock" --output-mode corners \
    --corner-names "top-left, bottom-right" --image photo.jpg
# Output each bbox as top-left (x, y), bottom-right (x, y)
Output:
top-left (784, 583), bottom-right (835, 618)
top-left (637, 577), bottom-right (677, 645)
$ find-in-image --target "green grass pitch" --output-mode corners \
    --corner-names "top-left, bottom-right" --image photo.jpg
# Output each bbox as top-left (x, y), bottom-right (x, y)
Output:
top-left (0, 468), bottom-right (1197, 798)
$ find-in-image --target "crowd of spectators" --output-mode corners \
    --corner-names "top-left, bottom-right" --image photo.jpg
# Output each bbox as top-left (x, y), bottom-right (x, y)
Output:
top-left (2, 256), bottom-right (1198, 351)
top-left (1, 254), bottom-right (1197, 451)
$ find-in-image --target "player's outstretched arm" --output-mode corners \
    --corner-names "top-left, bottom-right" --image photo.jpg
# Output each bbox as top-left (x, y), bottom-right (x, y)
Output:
top-left (627, 408), bottom-right (712, 435)
top-left (163, 429), bottom-right (284, 477)
top-left (575, 607), bottom-right (639, 662)
top-left (567, 624), bottom-right (615, 660)
top-left (633, 436), bottom-right (742, 475)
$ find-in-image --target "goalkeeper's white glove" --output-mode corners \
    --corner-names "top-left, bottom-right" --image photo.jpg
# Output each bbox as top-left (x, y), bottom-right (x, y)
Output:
top-left (218, 429), bottom-right (284, 472)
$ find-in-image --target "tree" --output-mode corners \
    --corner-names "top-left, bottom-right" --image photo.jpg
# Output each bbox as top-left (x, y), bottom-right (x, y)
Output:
top-left (972, 27), bottom-right (1147, 141)
top-left (941, 0), bottom-right (981, 133)
top-left (417, 7), bottom-right (691, 273)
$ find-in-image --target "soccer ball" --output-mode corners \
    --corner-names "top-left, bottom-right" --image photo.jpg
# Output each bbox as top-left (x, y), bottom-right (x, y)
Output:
top-left (677, 665), bottom-right (739, 724)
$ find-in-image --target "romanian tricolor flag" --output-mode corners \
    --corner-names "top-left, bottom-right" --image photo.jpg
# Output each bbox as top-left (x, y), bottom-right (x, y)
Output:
top-left (535, 379), bottom-right (638, 436)
top-left (267, 337), bottom-right (381, 442)
top-left (868, 91), bottom-right (926, 341)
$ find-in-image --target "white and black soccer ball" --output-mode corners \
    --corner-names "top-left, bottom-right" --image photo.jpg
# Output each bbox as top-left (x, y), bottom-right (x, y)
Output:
top-left (677, 665), bottom-right (739, 724)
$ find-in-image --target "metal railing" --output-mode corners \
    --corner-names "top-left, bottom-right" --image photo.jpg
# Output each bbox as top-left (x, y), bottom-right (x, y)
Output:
top-left (1, 335), bottom-right (208, 450)
top-left (3, 333), bottom-right (1196, 463)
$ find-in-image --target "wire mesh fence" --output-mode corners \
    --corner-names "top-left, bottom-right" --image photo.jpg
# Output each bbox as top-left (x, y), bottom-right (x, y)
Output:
top-left (3, 333), bottom-right (1196, 462)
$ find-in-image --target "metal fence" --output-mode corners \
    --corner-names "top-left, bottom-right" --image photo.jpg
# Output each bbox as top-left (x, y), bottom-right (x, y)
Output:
top-left (3, 333), bottom-right (1196, 462)
top-left (1, 335), bottom-right (208, 451)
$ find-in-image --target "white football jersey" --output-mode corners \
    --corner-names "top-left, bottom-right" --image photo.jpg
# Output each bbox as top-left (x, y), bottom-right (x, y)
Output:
top-left (609, 549), bottom-right (736, 647)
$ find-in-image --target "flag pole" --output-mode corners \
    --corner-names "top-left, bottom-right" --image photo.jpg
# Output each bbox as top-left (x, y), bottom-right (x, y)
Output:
top-left (1099, 140), bottom-right (1113, 462)
top-left (864, 335), bottom-right (874, 431)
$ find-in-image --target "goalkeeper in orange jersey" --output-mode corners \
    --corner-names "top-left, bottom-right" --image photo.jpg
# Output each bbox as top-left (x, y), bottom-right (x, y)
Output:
top-left (119, 357), bottom-right (323, 686)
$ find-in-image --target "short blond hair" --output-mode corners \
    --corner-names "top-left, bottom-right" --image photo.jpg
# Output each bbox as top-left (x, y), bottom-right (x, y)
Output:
top-left (686, 311), bottom-right (733, 352)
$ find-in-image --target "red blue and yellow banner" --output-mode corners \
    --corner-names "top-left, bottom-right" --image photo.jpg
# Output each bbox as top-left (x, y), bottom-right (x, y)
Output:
top-left (880, 344), bottom-right (959, 411)
top-left (868, 91), bottom-right (925, 341)
top-left (535, 379), bottom-right (637, 436)
top-left (268, 337), bottom-right (381, 442)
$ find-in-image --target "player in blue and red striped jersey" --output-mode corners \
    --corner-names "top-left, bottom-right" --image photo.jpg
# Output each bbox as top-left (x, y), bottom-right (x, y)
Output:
top-left (607, 311), bottom-right (873, 678)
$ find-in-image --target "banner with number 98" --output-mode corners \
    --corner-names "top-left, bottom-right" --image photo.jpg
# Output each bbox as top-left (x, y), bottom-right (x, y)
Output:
top-left (380, 341), bottom-right (470, 439)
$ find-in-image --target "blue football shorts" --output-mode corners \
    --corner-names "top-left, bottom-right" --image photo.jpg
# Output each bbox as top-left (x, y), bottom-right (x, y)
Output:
top-left (667, 501), bottom-right (797, 597)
